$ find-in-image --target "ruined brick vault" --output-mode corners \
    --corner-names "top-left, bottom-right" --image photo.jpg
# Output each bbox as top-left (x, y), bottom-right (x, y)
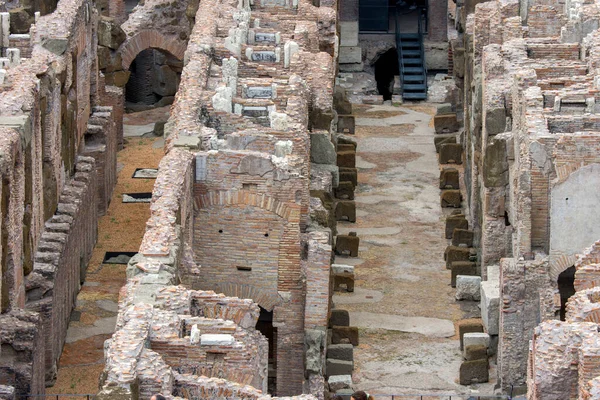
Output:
top-left (0, 0), bottom-right (340, 395)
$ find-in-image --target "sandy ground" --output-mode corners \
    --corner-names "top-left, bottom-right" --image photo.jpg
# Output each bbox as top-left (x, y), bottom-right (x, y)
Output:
top-left (334, 103), bottom-right (497, 398)
top-left (47, 110), bottom-right (166, 395)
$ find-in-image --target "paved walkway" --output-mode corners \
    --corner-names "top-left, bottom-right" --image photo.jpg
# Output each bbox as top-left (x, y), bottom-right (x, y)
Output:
top-left (47, 109), bottom-right (166, 395)
top-left (334, 103), bottom-right (495, 396)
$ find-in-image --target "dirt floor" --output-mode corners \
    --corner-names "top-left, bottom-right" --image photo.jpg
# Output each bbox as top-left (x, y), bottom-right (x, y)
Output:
top-left (47, 109), bottom-right (166, 395)
top-left (334, 103), bottom-right (497, 398)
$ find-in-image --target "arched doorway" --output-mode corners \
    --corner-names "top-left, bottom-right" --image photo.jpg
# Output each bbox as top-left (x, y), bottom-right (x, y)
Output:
top-left (373, 48), bottom-right (399, 100)
top-left (557, 266), bottom-right (576, 321)
top-left (125, 48), bottom-right (182, 111)
top-left (256, 307), bottom-right (277, 393)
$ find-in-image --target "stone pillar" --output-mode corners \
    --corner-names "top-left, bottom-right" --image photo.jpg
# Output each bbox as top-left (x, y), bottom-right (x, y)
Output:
top-left (7, 48), bottom-right (20, 68)
top-left (0, 13), bottom-right (10, 48)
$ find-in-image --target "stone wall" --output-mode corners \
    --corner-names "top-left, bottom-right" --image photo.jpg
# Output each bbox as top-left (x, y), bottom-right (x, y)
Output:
top-left (0, 0), bottom-right (118, 391)
top-left (453, 0), bottom-right (600, 395)
top-left (101, 0), bottom-right (338, 397)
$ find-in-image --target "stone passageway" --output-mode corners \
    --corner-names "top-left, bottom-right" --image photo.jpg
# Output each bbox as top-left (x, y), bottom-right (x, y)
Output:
top-left (334, 103), bottom-right (494, 396)
top-left (46, 108), bottom-right (167, 395)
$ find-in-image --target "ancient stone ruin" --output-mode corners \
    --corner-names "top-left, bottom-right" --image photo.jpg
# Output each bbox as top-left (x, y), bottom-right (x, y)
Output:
top-left (6, 0), bottom-right (600, 397)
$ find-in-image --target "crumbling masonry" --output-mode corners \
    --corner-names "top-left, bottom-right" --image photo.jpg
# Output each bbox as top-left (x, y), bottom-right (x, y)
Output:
top-left (0, 0), bottom-right (350, 396)
top-left (450, 0), bottom-right (600, 397)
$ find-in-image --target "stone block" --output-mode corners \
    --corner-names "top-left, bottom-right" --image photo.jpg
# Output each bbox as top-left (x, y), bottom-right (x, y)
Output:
top-left (439, 168), bottom-right (459, 189)
top-left (335, 389), bottom-right (354, 400)
top-left (339, 62), bottom-right (364, 72)
top-left (485, 107), bottom-right (506, 136)
top-left (452, 229), bottom-right (474, 247)
top-left (338, 115), bottom-right (355, 134)
top-left (436, 103), bottom-right (453, 115)
top-left (311, 132), bottom-right (337, 165)
top-left (463, 333), bottom-right (490, 354)
top-left (332, 264), bottom-right (354, 275)
top-left (327, 344), bottom-right (353, 361)
top-left (434, 114), bottom-right (459, 133)
top-left (460, 359), bottom-right (489, 385)
top-left (334, 86), bottom-right (353, 115)
top-left (335, 234), bottom-right (359, 257)
top-left (331, 326), bottom-right (359, 346)
top-left (459, 320), bottom-right (484, 350)
top-left (340, 21), bottom-right (359, 47)
top-left (450, 261), bottom-right (477, 287)
top-left (441, 189), bottom-right (462, 208)
top-left (200, 334), bottom-right (235, 345)
top-left (445, 215), bottom-right (468, 239)
top-left (330, 309), bottom-right (350, 327)
top-left (98, 17), bottom-right (126, 50)
top-left (337, 143), bottom-right (355, 152)
top-left (439, 143), bottom-right (463, 164)
top-left (333, 273), bottom-right (354, 292)
top-left (481, 273), bottom-right (500, 335)
top-left (464, 344), bottom-right (487, 361)
top-left (337, 150), bottom-right (356, 168)
top-left (445, 245), bottom-right (472, 267)
top-left (483, 137), bottom-right (508, 188)
top-left (434, 134), bottom-right (457, 153)
top-left (328, 374), bottom-right (353, 391)
top-left (338, 135), bottom-right (357, 149)
top-left (335, 200), bottom-right (356, 222)
top-left (339, 167), bottom-right (358, 187)
top-left (339, 46), bottom-right (362, 64)
top-left (335, 181), bottom-right (355, 200)
top-left (326, 359), bottom-right (353, 376)
top-left (455, 275), bottom-right (481, 301)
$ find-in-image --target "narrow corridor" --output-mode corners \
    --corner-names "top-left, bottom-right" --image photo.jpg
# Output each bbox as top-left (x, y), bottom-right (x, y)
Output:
top-left (333, 103), bottom-right (495, 396)
top-left (47, 108), bottom-right (167, 395)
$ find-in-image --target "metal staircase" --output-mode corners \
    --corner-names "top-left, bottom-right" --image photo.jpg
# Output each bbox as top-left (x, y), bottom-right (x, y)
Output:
top-left (395, 6), bottom-right (427, 100)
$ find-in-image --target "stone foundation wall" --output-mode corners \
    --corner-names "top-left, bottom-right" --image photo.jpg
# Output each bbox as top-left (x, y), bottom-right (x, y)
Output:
top-left (0, 0), bottom-right (117, 391)
top-left (454, 0), bottom-right (600, 394)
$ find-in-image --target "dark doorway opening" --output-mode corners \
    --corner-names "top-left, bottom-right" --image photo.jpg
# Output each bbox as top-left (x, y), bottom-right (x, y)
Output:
top-left (557, 266), bottom-right (576, 321)
top-left (125, 48), bottom-right (182, 112)
top-left (374, 48), bottom-right (399, 101)
top-left (256, 307), bottom-right (277, 394)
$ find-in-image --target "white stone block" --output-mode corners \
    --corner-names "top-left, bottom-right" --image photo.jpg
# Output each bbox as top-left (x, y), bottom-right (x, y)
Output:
top-left (481, 267), bottom-right (500, 335)
top-left (284, 40), bottom-right (299, 68)
top-left (275, 140), bottom-right (292, 157)
top-left (0, 69), bottom-right (6, 85)
top-left (0, 13), bottom-right (9, 48)
top-left (270, 111), bottom-right (288, 130)
top-left (0, 58), bottom-right (8, 69)
top-left (456, 275), bottom-right (481, 301)
top-left (200, 334), bottom-right (235, 346)
top-left (463, 332), bottom-right (490, 358)
top-left (190, 324), bottom-right (200, 344)
top-left (340, 21), bottom-right (359, 47)
top-left (212, 86), bottom-right (233, 113)
top-left (328, 374), bottom-right (353, 391)
top-left (339, 46), bottom-right (362, 64)
top-left (332, 264), bottom-right (354, 275)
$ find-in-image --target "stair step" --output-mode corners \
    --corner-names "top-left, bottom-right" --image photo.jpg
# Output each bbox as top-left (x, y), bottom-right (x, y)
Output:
top-left (402, 75), bottom-right (425, 82)
top-left (401, 44), bottom-right (420, 50)
top-left (401, 50), bottom-right (421, 56)
top-left (402, 92), bottom-right (427, 100)
top-left (402, 58), bottom-right (423, 65)
top-left (403, 84), bottom-right (426, 90)
top-left (403, 67), bottom-right (425, 74)
top-left (400, 33), bottom-right (420, 39)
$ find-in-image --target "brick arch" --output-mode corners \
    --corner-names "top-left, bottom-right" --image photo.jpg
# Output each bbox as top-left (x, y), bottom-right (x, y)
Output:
top-left (211, 282), bottom-right (282, 312)
top-left (118, 30), bottom-right (187, 70)
top-left (194, 189), bottom-right (299, 221)
top-left (549, 254), bottom-right (578, 282)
